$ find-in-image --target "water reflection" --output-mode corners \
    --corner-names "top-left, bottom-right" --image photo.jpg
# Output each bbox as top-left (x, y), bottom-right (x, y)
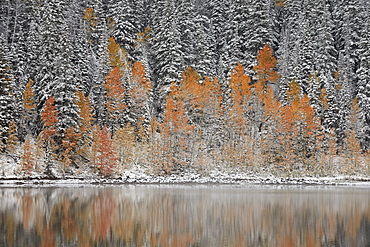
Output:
top-left (0, 185), bottom-right (369, 247)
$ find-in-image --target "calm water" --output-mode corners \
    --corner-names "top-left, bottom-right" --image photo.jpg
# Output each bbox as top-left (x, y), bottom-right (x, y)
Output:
top-left (0, 185), bottom-right (369, 247)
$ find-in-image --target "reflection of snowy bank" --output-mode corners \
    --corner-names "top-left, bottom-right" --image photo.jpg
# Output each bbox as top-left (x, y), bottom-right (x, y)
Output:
top-left (1, 173), bottom-right (370, 187)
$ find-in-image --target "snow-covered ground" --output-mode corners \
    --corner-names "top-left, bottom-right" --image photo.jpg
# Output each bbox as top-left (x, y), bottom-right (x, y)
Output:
top-left (1, 153), bottom-right (370, 187)
top-left (1, 170), bottom-right (369, 187)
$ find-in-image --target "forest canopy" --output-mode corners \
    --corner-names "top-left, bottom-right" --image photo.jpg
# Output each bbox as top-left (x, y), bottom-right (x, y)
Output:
top-left (0, 0), bottom-right (369, 178)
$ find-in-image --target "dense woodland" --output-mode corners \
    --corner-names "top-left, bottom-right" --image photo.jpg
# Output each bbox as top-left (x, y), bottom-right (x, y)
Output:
top-left (0, 0), bottom-right (369, 177)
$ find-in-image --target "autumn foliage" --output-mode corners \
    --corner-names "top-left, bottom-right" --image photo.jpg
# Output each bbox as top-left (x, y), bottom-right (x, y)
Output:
top-left (253, 44), bottom-right (280, 88)
top-left (40, 96), bottom-right (58, 143)
top-left (95, 126), bottom-right (119, 177)
top-left (21, 137), bottom-right (34, 175)
top-left (3, 40), bottom-right (368, 178)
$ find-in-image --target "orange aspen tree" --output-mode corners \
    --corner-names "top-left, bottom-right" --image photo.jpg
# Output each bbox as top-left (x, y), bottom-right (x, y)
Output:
top-left (61, 127), bottom-right (82, 169)
top-left (105, 66), bottom-right (126, 129)
top-left (21, 136), bottom-right (35, 176)
top-left (261, 86), bottom-right (282, 166)
top-left (75, 90), bottom-right (95, 136)
top-left (281, 80), bottom-right (323, 171)
top-left (228, 63), bottom-right (251, 135)
top-left (160, 82), bottom-right (195, 173)
top-left (201, 76), bottom-right (224, 153)
top-left (223, 64), bottom-right (253, 166)
top-left (40, 96), bottom-right (58, 177)
top-left (253, 44), bottom-right (280, 89)
top-left (107, 37), bottom-right (131, 69)
top-left (113, 123), bottom-right (135, 169)
top-left (107, 37), bottom-right (131, 88)
top-left (95, 126), bottom-right (119, 177)
top-left (75, 90), bottom-right (95, 157)
top-left (178, 67), bottom-right (204, 124)
top-left (250, 47), bottom-right (281, 165)
top-left (202, 76), bottom-right (223, 117)
top-left (129, 61), bottom-right (152, 133)
top-left (343, 98), bottom-right (363, 173)
top-left (40, 96), bottom-right (58, 145)
top-left (6, 119), bottom-right (18, 153)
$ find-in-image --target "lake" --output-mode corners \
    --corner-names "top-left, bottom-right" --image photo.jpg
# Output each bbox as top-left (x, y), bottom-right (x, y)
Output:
top-left (0, 184), bottom-right (369, 247)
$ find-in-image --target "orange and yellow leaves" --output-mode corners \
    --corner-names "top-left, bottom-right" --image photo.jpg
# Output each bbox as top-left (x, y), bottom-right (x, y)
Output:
top-left (61, 127), bottom-right (82, 168)
top-left (75, 90), bottom-right (95, 135)
top-left (21, 137), bottom-right (35, 176)
top-left (253, 44), bottom-right (280, 88)
top-left (40, 96), bottom-right (58, 141)
top-left (95, 126), bottom-right (119, 177)
top-left (178, 67), bottom-right (202, 108)
top-left (23, 79), bottom-right (36, 112)
top-left (162, 82), bottom-right (195, 137)
top-left (229, 63), bottom-right (251, 108)
top-left (105, 67), bottom-right (126, 121)
top-left (83, 8), bottom-right (97, 27)
top-left (130, 61), bottom-right (152, 112)
top-left (107, 37), bottom-right (130, 68)
top-left (203, 76), bottom-right (223, 116)
top-left (228, 64), bottom-right (252, 131)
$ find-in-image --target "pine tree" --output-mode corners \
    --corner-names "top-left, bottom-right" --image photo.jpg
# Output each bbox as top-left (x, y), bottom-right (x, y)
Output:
top-left (356, 0), bottom-right (370, 150)
top-left (178, 0), bottom-right (197, 68)
top-left (84, 1), bottom-right (110, 126)
top-left (134, 27), bottom-right (153, 78)
top-left (108, 0), bottom-right (144, 60)
top-left (0, 34), bottom-right (17, 152)
top-left (152, 0), bottom-right (185, 112)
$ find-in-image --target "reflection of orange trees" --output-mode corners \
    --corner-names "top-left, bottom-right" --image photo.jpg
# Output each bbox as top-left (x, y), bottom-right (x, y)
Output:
top-left (90, 194), bottom-right (117, 242)
top-left (0, 189), bottom-right (370, 246)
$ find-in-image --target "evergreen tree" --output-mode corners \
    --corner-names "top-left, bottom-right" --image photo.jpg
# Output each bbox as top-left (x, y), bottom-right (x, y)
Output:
top-left (356, 0), bottom-right (370, 150)
top-left (108, 0), bottom-right (144, 60)
top-left (0, 35), bottom-right (17, 152)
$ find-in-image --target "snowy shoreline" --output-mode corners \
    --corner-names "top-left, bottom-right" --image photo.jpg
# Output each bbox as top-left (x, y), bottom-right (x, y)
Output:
top-left (1, 174), bottom-right (370, 187)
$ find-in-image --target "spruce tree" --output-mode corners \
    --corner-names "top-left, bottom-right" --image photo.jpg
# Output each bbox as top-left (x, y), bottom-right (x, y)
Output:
top-left (0, 35), bottom-right (17, 152)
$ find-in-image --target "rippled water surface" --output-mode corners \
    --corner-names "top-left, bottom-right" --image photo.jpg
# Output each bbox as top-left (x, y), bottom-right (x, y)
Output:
top-left (0, 185), bottom-right (369, 247)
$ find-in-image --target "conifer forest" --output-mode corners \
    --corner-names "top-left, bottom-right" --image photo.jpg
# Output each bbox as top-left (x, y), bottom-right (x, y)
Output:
top-left (0, 0), bottom-right (369, 179)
